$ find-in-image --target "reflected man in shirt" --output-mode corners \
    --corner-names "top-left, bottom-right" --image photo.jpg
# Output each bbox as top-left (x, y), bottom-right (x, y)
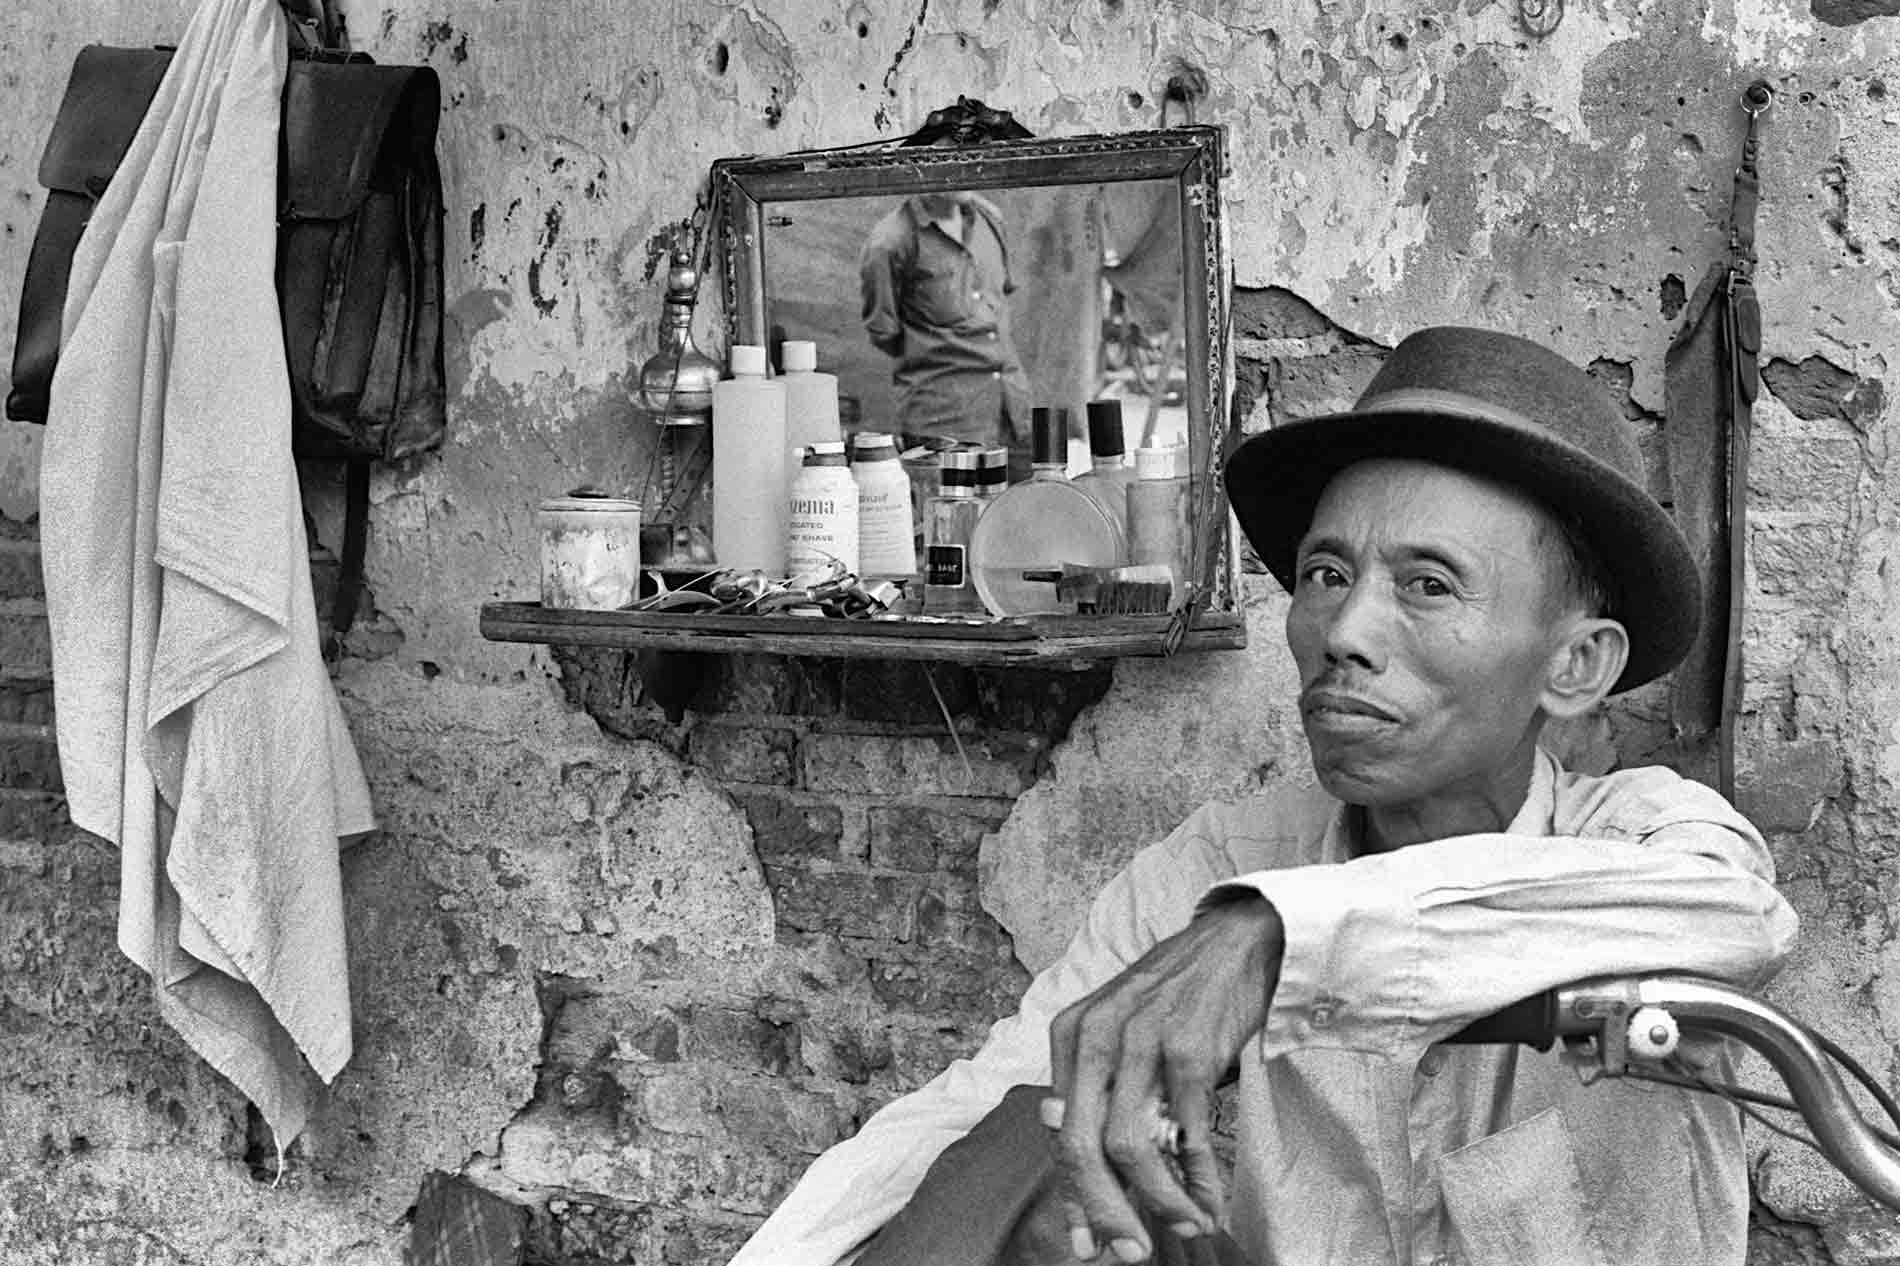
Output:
top-left (728, 326), bottom-right (1797, 1266)
top-left (859, 191), bottom-right (1035, 477)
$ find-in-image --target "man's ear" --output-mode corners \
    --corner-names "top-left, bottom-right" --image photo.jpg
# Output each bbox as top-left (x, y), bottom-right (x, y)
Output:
top-left (1540, 618), bottom-right (1630, 720)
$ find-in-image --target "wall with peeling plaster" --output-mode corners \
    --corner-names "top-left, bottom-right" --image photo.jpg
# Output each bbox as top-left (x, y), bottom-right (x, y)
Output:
top-left (6, 0), bottom-right (1900, 1262)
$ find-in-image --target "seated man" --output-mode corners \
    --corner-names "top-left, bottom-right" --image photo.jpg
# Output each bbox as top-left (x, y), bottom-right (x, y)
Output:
top-left (728, 326), bottom-right (1798, 1266)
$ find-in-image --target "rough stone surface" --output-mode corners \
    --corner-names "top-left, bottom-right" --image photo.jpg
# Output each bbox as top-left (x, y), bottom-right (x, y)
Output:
top-left (3, 0), bottom-right (1900, 1261)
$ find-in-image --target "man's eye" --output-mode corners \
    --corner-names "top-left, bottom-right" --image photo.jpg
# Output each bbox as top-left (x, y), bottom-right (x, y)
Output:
top-left (1405, 575), bottom-right (1453, 598)
top-left (1298, 563), bottom-right (1347, 589)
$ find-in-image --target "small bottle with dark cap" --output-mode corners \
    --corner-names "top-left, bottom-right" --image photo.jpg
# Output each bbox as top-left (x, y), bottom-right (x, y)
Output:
top-left (922, 448), bottom-right (987, 615)
top-left (1070, 398), bottom-right (1134, 555)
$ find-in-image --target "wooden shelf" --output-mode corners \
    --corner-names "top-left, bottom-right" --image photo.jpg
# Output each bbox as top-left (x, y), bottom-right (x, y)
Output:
top-left (478, 601), bottom-right (1246, 668)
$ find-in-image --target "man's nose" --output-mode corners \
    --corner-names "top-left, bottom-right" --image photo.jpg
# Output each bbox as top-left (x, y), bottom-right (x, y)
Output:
top-left (1321, 578), bottom-right (1388, 671)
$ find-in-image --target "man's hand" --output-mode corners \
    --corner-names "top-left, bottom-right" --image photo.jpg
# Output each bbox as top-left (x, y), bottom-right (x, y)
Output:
top-left (1047, 896), bottom-right (1285, 1262)
top-left (1001, 1182), bottom-right (1089, 1265)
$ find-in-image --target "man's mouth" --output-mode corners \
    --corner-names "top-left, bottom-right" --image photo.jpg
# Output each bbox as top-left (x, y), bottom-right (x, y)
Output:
top-left (1300, 688), bottom-right (1400, 725)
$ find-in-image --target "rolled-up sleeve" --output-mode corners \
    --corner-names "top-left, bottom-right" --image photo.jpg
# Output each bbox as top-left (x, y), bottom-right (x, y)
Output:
top-left (1203, 775), bottom-right (1798, 1065)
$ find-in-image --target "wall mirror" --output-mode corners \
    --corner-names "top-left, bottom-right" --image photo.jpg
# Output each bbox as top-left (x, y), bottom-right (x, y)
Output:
top-left (709, 124), bottom-right (1242, 661)
top-left (482, 126), bottom-right (1242, 666)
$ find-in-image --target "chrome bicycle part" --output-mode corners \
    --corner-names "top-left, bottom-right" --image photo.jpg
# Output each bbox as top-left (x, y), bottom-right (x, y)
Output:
top-left (1555, 976), bottom-right (1900, 1210)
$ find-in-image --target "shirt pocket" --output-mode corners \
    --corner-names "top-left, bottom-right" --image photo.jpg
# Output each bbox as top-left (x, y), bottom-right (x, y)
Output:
top-left (901, 256), bottom-right (977, 331)
top-left (1438, 1108), bottom-right (1605, 1266)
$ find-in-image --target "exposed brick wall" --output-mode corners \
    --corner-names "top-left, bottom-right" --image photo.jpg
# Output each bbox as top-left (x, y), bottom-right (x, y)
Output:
top-left (507, 648), bottom-right (1114, 1261)
top-left (0, 524), bottom-right (62, 847)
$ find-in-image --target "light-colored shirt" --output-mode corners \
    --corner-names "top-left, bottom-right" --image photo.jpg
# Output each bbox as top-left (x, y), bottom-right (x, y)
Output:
top-left (729, 749), bottom-right (1798, 1266)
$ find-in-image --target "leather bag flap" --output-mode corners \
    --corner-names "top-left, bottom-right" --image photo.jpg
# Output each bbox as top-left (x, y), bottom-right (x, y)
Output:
top-left (36, 45), bottom-right (173, 197)
top-left (282, 58), bottom-right (441, 221)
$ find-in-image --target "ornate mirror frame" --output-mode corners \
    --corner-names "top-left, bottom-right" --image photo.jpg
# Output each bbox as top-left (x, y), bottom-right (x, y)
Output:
top-left (709, 125), bottom-right (1243, 655)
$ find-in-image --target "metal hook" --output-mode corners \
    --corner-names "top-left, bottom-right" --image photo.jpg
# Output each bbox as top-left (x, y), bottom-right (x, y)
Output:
top-left (1741, 80), bottom-right (1775, 116)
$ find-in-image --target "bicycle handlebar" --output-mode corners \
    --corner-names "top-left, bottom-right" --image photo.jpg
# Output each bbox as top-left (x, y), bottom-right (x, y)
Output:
top-left (1445, 975), bottom-right (1900, 1211)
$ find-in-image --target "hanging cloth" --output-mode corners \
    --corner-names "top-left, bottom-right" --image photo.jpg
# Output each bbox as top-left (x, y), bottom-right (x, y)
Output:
top-left (1664, 81), bottom-right (1773, 800)
top-left (38, 0), bottom-right (375, 1156)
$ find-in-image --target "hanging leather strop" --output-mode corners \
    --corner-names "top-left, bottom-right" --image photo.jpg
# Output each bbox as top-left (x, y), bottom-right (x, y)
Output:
top-left (1664, 80), bottom-right (1773, 800)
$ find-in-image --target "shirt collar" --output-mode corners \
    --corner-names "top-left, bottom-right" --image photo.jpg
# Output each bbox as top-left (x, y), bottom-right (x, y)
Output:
top-left (1320, 746), bottom-right (1561, 860)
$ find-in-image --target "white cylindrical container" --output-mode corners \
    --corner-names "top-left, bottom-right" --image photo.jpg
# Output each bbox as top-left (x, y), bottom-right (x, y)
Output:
top-left (780, 340), bottom-right (843, 456)
top-left (712, 344), bottom-right (789, 574)
top-left (850, 431), bottom-right (917, 579)
top-left (539, 491), bottom-right (642, 610)
top-left (786, 440), bottom-right (859, 580)
top-left (1126, 443), bottom-right (1191, 607)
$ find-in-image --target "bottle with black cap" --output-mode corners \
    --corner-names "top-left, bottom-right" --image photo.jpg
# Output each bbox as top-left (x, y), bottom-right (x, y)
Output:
top-left (966, 405), bottom-right (1122, 615)
top-left (1070, 398), bottom-right (1134, 553)
top-left (922, 448), bottom-right (986, 614)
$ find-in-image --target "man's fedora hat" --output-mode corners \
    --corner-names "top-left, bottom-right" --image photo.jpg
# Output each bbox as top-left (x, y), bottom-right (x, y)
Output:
top-left (1223, 325), bottom-right (1699, 694)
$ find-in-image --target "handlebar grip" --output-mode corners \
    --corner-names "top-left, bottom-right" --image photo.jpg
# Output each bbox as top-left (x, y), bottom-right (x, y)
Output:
top-left (1442, 991), bottom-right (1560, 1051)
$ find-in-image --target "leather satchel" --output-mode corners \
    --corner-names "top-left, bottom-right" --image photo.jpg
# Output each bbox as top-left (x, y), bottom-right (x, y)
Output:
top-left (8, 31), bottom-right (447, 638)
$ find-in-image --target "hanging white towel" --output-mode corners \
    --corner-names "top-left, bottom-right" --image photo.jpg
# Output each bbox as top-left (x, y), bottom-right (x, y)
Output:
top-left (39, 0), bottom-right (376, 1153)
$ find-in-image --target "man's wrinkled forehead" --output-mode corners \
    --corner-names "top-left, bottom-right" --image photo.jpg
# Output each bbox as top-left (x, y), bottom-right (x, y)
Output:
top-left (1301, 457), bottom-right (1562, 573)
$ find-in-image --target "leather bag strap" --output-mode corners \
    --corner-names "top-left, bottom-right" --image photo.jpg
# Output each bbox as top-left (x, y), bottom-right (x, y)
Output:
top-left (1717, 83), bottom-right (1771, 799)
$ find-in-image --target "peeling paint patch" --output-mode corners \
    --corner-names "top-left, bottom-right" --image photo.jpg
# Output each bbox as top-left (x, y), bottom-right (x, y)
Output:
top-left (419, 18), bottom-right (455, 59)
top-left (529, 206), bottom-right (563, 317)
top-left (1763, 356), bottom-right (1886, 429)
top-left (1660, 273), bottom-right (1686, 319)
top-left (1812, 0), bottom-right (1900, 26)
top-left (618, 65), bottom-right (663, 144)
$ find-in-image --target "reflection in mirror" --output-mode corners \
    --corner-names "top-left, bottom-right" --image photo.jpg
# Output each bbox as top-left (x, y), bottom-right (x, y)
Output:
top-left (760, 180), bottom-right (1188, 464)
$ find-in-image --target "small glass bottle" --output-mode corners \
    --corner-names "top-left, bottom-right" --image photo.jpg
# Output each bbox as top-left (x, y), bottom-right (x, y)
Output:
top-left (1070, 398), bottom-right (1134, 554)
top-left (923, 449), bottom-right (987, 615)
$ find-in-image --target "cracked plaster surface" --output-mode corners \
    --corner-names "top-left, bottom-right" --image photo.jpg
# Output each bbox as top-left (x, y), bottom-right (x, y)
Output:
top-left (6, 0), bottom-right (1900, 1258)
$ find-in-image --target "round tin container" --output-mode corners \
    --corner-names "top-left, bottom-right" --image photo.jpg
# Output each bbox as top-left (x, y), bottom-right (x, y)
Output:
top-left (539, 491), bottom-right (642, 610)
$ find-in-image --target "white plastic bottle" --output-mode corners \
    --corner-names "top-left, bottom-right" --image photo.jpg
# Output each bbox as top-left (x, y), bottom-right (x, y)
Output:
top-left (850, 432), bottom-right (917, 580)
top-left (786, 440), bottom-right (859, 580)
top-left (1126, 443), bottom-right (1191, 607)
top-left (712, 344), bottom-right (788, 574)
top-left (779, 340), bottom-right (843, 456)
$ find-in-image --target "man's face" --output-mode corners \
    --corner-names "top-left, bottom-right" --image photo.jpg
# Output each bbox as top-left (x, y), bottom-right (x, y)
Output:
top-left (1284, 458), bottom-right (1571, 811)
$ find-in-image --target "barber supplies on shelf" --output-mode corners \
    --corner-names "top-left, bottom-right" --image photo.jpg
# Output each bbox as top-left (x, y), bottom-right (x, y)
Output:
top-left (786, 440), bottom-right (859, 580)
top-left (923, 448), bottom-right (987, 614)
top-left (1070, 398), bottom-right (1134, 550)
top-left (779, 339), bottom-right (842, 455)
top-left (850, 432), bottom-right (917, 580)
top-left (967, 406), bottom-right (1122, 616)
top-left (712, 344), bottom-right (788, 574)
top-left (539, 489), bottom-right (642, 610)
top-left (1127, 442), bottom-right (1191, 608)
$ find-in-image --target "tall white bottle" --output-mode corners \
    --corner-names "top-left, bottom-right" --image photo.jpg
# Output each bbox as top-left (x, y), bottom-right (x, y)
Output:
top-left (712, 344), bottom-right (788, 574)
top-left (780, 340), bottom-right (843, 456)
